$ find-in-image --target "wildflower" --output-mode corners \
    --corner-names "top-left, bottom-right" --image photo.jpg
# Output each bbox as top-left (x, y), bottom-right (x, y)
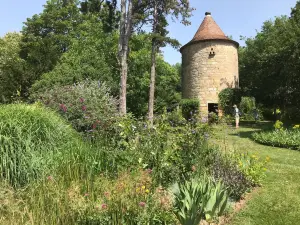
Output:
top-left (139, 202), bottom-right (146, 207)
top-left (79, 97), bottom-right (85, 103)
top-left (266, 156), bottom-right (270, 162)
top-left (101, 203), bottom-right (107, 209)
top-left (59, 104), bottom-right (67, 112)
top-left (136, 187), bottom-right (140, 193)
top-left (104, 192), bottom-right (110, 197)
top-left (201, 117), bottom-right (208, 123)
top-left (191, 165), bottom-right (196, 172)
top-left (84, 193), bottom-right (89, 197)
top-left (82, 105), bottom-right (87, 111)
top-left (92, 123), bottom-right (97, 129)
top-left (47, 175), bottom-right (53, 181)
top-left (141, 186), bottom-right (146, 190)
top-left (145, 189), bottom-right (150, 194)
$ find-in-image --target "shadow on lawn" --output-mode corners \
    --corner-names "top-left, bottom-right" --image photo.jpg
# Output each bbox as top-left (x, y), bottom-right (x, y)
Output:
top-left (229, 121), bottom-right (274, 140)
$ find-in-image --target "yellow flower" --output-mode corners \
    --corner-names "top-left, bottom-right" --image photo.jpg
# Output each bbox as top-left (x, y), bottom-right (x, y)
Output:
top-left (141, 186), bottom-right (146, 190)
top-left (145, 189), bottom-right (150, 194)
top-left (266, 156), bottom-right (270, 162)
top-left (136, 187), bottom-right (140, 193)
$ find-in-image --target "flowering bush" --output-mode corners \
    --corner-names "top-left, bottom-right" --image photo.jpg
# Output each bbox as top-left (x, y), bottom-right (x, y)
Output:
top-left (32, 80), bottom-right (118, 139)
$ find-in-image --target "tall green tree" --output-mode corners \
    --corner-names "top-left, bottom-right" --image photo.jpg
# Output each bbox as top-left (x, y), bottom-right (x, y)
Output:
top-left (144, 0), bottom-right (193, 125)
top-left (20, 0), bottom-right (81, 79)
top-left (0, 33), bottom-right (28, 102)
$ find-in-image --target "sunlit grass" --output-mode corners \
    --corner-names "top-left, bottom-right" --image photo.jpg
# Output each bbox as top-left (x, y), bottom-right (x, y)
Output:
top-left (213, 123), bottom-right (300, 225)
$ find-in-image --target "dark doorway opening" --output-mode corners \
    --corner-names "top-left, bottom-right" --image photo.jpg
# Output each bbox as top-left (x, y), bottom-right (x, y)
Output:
top-left (208, 103), bottom-right (219, 114)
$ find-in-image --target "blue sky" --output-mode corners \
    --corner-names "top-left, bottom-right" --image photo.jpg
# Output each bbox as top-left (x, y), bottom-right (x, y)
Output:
top-left (0, 0), bottom-right (298, 65)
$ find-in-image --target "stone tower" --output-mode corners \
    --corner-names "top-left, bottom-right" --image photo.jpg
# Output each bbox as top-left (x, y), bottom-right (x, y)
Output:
top-left (180, 12), bottom-right (239, 116)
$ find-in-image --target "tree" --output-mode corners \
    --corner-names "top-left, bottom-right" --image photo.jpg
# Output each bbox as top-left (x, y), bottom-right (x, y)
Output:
top-left (30, 18), bottom-right (119, 94)
top-left (240, 1), bottom-right (300, 121)
top-left (20, 0), bottom-right (119, 90)
top-left (118, 0), bottom-right (134, 115)
top-left (127, 34), bottom-right (181, 117)
top-left (0, 33), bottom-right (28, 102)
top-left (20, 0), bottom-right (82, 80)
top-left (145, 0), bottom-right (193, 125)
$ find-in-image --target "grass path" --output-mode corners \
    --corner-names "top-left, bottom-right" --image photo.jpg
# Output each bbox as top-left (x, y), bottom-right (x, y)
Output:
top-left (213, 123), bottom-right (300, 225)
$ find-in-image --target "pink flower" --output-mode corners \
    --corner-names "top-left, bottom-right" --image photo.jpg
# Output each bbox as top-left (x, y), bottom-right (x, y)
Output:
top-left (59, 104), bottom-right (67, 112)
top-left (101, 204), bottom-right (107, 209)
top-left (79, 97), bottom-right (85, 103)
top-left (139, 202), bottom-right (146, 207)
top-left (92, 123), bottom-right (97, 129)
top-left (104, 192), bottom-right (110, 197)
top-left (47, 175), bottom-right (53, 181)
top-left (84, 193), bottom-right (89, 197)
top-left (82, 105), bottom-right (87, 111)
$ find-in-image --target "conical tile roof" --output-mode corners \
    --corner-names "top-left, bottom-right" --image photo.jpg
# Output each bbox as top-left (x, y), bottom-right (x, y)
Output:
top-left (180, 12), bottom-right (239, 52)
top-left (191, 12), bottom-right (229, 41)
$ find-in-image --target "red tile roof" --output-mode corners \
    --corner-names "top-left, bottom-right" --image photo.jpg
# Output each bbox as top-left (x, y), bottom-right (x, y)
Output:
top-left (180, 12), bottom-right (239, 52)
top-left (191, 12), bottom-right (229, 42)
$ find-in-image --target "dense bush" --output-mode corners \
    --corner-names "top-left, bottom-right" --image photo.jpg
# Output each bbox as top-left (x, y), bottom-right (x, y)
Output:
top-left (239, 96), bottom-right (262, 121)
top-left (180, 98), bottom-right (199, 120)
top-left (32, 80), bottom-right (118, 139)
top-left (218, 88), bottom-right (242, 115)
top-left (253, 127), bottom-right (300, 150)
top-left (0, 104), bottom-right (80, 187)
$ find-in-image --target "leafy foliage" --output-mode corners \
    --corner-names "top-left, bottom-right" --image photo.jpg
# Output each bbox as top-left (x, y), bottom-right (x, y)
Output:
top-left (180, 98), bottom-right (200, 120)
top-left (253, 128), bottom-right (300, 150)
top-left (218, 88), bottom-right (242, 115)
top-left (0, 33), bottom-right (29, 102)
top-left (240, 2), bottom-right (300, 121)
top-left (32, 80), bottom-right (118, 138)
top-left (172, 177), bottom-right (229, 224)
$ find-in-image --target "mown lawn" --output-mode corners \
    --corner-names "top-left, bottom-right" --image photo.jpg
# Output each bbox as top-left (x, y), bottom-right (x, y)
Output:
top-left (213, 123), bottom-right (300, 225)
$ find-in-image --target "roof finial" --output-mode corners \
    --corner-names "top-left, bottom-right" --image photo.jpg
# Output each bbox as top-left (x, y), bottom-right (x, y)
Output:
top-left (205, 12), bottom-right (211, 16)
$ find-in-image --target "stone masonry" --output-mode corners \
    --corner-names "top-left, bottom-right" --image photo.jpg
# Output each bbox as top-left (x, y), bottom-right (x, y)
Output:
top-left (180, 12), bottom-right (239, 116)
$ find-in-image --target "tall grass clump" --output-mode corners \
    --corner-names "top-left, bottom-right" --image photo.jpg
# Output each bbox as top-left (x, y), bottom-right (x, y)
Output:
top-left (0, 103), bottom-right (80, 187)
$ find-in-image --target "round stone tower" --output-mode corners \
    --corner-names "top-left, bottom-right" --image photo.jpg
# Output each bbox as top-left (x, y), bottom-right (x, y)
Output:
top-left (180, 12), bottom-right (239, 116)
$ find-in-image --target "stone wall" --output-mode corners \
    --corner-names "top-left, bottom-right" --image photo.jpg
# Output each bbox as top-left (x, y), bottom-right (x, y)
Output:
top-left (181, 40), bottom-right (239, 115)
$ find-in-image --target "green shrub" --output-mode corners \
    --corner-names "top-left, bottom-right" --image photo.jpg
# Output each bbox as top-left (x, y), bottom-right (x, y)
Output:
top-left (218, 88), bottom-right (241, 115)
top-left (239, 96), bottom-right (262, 121)
top-left (253, 128), bottom-right (300, 150)
top-left (180, 99), bottom-right (199, 120)
top-left (31, 80), bottom-right (118, 139)
top-left (0, 104), bottom-right (80, 187)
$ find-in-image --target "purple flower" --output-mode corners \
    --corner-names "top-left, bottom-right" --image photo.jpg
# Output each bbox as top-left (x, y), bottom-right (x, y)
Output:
top-left (201, 117), bottom-right (208, 123)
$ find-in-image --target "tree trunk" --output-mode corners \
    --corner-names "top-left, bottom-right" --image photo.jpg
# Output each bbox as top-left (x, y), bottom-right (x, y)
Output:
top-left (148, 2), bottom-right (158, 126)
top-left (118, 0), bottom-right (133, 115)
top-left (148, 41), bottom-right (157, 126)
